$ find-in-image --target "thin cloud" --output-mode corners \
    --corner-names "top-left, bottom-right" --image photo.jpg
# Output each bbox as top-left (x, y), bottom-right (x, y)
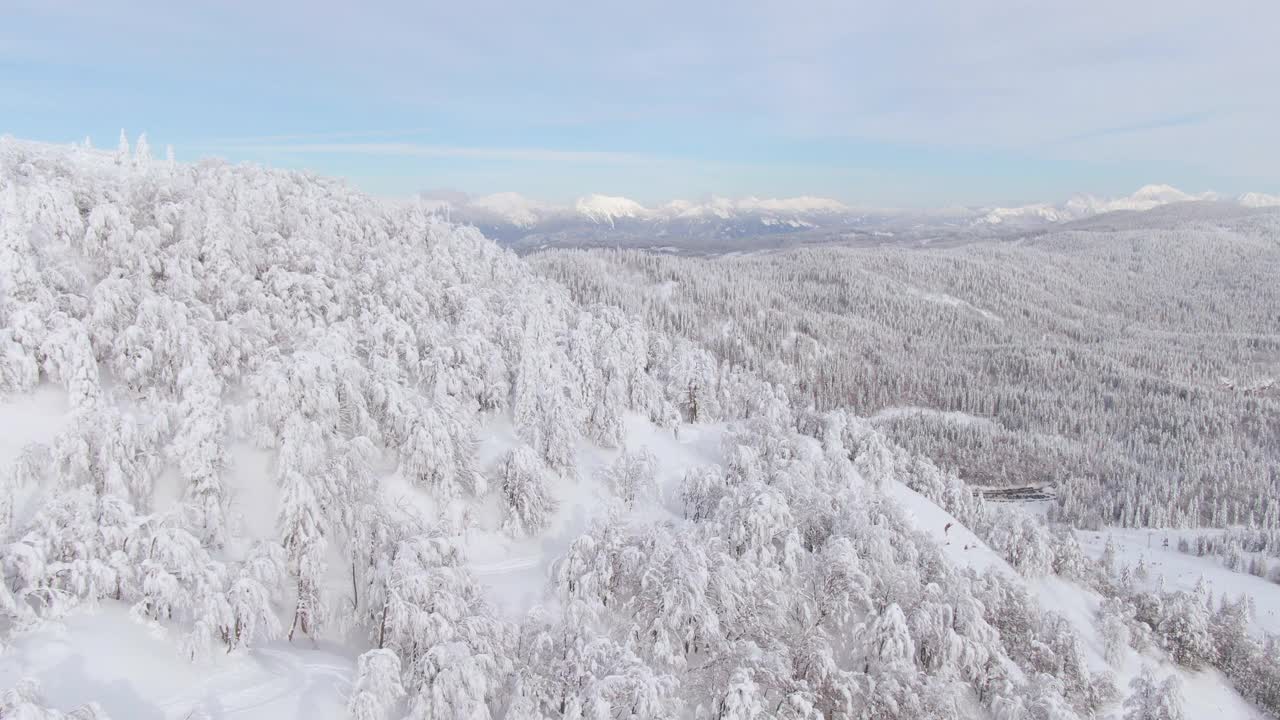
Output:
top-left (1047, 112), bottom-right (1212, 146)
top-left (195, 141), bottom-right (662, 165)
top-left (194, 128), bottom-right (435, 145)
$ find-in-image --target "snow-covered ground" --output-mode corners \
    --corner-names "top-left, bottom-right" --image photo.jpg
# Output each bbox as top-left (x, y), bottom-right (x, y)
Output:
top-left (441, 413), bottom-right (724, 618)
top-left (0, 604), bottom-right (353, 720)
top-left (0, 385), bottom-right (70, 466)
top-left (905, 287), bottom-right (1004, 323)
top-left (870, 406), bottom-right (1000, 431)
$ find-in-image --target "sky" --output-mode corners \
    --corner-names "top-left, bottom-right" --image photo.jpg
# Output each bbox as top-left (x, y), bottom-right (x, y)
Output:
top-left (2, 0), bottom-right (1278, 207)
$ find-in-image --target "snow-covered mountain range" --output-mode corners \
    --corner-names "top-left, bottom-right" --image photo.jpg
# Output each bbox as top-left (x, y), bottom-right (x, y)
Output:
top-left (977, 184), bottom-right (1234, 226)
top-left (419, 185), bottom-right (1280, 250)
top-left (417, 191), bottom-right (863, 248)
top-left (422, 192), bottom-right (855, 227)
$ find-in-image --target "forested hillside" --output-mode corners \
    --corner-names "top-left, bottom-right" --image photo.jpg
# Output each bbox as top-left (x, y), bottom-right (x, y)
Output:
top-left (532, 223), bottom-right (1280, 531)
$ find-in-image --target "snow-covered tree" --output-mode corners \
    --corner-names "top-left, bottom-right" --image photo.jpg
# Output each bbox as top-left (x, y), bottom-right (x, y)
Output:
top-left (988, 511), bottom-right (1055, 577)
top-left (668, 345), bottom-right (720, 423)
top-left (1124, 667), bottom-right (1185, 720)
top-left (226, 574), bottom-right (281, 651)
top-left (497, 445), bottom-right (558, 536)
top-left (134, 132), bottom-right (151, 163)
top-left (374, 535), bottom-right (513, 717)
top-left (348, 649), bottom-right (406, 720)
top-left (681, 464), bottom-right (727, 522)
top-left (115, 128), bottom-right (129, 164)
top-left (399, 394), bottom-right (482, 498)
top-left (1098, 597), bottom-right (1132, 666)
top-left (863, 603), bottom-right (916, 674)
top-left (277, 420), bottom-right (329, 642)
top-left (597, 447), bottom-right (658, 508)
top-left (173, 357), bottom-right (228, 546)
top-left (714, 669), bottom-right (766, 719)
top-left (1158, 591), bottom-right (1214, 669)
top-left (1101, 535), bottom-right (1118, 575)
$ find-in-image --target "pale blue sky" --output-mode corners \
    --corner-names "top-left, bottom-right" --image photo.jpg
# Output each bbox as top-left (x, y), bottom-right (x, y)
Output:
top-left (3, 0), bottom-right (1277, 206)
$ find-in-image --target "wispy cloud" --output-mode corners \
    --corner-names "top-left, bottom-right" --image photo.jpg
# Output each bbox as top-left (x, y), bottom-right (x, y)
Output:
top-left (192, 128), bottom-right (435, 145)
top-left (1046, 112), bottom-right (1212, 146)
top-left (194, 141), bottom-right (661, 166)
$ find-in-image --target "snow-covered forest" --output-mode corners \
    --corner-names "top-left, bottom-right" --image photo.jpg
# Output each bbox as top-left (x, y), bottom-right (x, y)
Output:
top-left (531, 224), bottom-right (1280, 531)
top-left (1, 136), bottom-right (1277, 719)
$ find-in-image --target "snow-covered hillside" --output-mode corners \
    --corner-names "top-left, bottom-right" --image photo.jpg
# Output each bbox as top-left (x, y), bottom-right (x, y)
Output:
top-left (0, 137), bottom-right (1270, 719)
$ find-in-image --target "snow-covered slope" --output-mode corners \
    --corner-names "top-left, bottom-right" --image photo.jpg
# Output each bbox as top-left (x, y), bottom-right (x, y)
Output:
top-left (0, 135), bottom-right (716, 716)
top-left (892, 484), bottom-right (1265, 720)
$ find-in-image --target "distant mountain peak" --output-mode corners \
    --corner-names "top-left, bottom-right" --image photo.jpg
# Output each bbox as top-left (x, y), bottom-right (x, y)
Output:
top-left (574, 194), bottom-right (648, 226)
top-left (1238, 191), bottom-right (1280, 208)
top-left (471, 192), bottom-right (548, 228)
top-left (980, 184), bottom-right (1226, 226)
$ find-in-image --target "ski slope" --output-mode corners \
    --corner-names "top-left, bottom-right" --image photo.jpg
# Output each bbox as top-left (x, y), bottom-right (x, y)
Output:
top-left (890, 483), bottom-right (1264, 719)
top-left (1078, 529), bottom-right (1280, 637)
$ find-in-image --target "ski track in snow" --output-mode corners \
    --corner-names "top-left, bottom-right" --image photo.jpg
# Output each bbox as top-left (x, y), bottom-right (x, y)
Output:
top-left (150, 648), bottom-right (351, 719)
top-left (468, 555), bottom-right (542, 576)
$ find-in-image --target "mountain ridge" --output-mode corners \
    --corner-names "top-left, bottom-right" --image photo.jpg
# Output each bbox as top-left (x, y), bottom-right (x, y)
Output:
top-left (417, 184), bottom-right (1280, 250)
